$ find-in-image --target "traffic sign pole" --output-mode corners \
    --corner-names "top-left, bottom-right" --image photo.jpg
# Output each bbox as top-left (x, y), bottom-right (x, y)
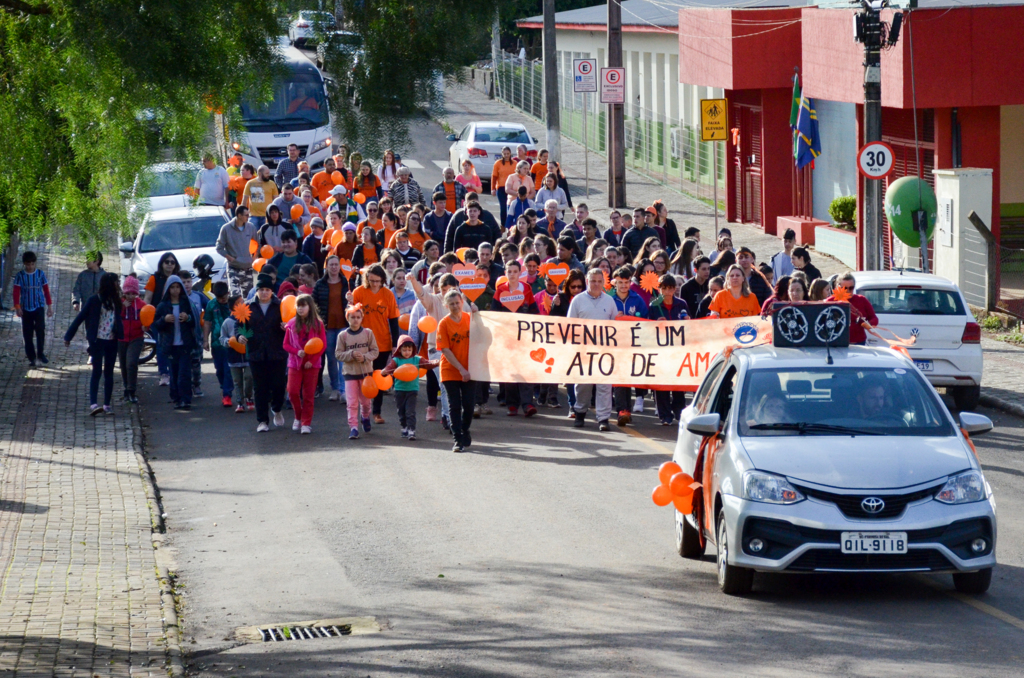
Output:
top-left (573, 58), bottom-right (597, 200)
top-left (583, 93), bottom-right (589, 198)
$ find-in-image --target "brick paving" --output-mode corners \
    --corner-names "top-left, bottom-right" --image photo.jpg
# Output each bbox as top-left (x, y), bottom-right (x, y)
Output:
top-left (441, 84), bottom-right (846, 279)
top-left (980, 336), bottom-right (1024, 417)
top-left (0, 245), bottom-right (170, 675)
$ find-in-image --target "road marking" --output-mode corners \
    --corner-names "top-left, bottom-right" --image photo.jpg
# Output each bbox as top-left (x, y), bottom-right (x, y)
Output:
top-left (916, 575), bottom-right (1024, 633)
top-left (624, 425), bottom-right (675, 456)
top-left (401, 159), bottom-right (424, 169)
top-left (432, 160), bottom-right (450, 170)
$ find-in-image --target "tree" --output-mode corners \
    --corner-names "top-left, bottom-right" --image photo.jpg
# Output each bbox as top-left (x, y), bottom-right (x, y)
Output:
top-left (0, 0), bottom-right (281, 252)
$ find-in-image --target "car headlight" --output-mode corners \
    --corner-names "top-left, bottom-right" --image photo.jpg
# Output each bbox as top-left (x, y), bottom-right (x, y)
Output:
top-left (743, 471), bottom-right (804, 505)
top-left (231, 139), bottom-right (254, 155)
top-left (310, 137), bottom-right (332, 154)
top-left (935, 470), bottom-right (988, 504)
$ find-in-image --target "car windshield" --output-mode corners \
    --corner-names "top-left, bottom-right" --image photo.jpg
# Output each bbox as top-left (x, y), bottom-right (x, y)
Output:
top-left (139, 216), bottom-right (226, 253)
top-left (239, 72), bottom-right (328, 131)
top-left (860, 287), bottom-right (966, 315)
top-left (142, 169), bottom-right (195, 198)
top-left (299, 11), bottom-right (334, 24)
top-left (474, 127), bottom-right (531, 144)
top-left (738, 367), bottom-right (954, 437)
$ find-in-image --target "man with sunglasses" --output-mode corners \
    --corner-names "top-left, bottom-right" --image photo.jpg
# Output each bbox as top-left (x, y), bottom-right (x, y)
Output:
top-left (826, 271), bottom-right (878, 345)
top-left (357, 202), bottom-right (382, 238)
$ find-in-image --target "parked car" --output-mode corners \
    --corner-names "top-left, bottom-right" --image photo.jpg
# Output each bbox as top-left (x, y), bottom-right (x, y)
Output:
top-left (446, 122), bottom-right (537, 189)
top-left (118, 206), bottom-right (230, 290)
top-left (854, 271), bottom-right (983, 410)
top-left (673, 329), bottom-right (996, 596)
top-left (130, 162), bottom-right (204, 214)
top-left (288, 10), bottom-right (336, 47)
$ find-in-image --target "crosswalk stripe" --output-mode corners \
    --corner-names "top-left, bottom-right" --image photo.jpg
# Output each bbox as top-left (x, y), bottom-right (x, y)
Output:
top-left (401, 159), bottom-right (424, 169)
top-left (432, 160), bottom-right (450, 170)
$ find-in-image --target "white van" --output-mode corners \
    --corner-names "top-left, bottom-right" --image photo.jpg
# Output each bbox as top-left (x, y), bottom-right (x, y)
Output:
top-left (216, 47), bottom-right (333, 177)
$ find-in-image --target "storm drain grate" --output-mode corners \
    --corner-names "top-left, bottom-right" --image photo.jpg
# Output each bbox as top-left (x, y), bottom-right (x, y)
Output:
top-left (259, 625), bottom-right (351, 642)
top-left (234, 617), bottom-right (381, 644)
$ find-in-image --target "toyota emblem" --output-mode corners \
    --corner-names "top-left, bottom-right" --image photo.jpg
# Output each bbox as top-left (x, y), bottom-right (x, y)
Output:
top-left (861, 497), bottom-right (885, 514)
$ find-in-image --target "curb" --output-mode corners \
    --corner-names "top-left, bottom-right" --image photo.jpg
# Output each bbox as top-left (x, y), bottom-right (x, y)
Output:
top-left (980, 392), bottom-right (1024, 420)
top-left (129, 405), bottom-right (186, 678)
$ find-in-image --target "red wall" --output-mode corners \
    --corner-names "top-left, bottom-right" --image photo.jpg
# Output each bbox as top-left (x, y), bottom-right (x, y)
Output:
top-left (761, 88), bottom-right (794, 235)
top-left (934, 106), bottom-right (1002, 241)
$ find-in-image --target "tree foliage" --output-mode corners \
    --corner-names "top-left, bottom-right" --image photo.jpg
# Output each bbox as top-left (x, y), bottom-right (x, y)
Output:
top-left (0, 0), bottom-right (281, 247)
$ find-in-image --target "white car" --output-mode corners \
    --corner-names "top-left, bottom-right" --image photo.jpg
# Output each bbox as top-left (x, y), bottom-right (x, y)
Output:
top-left (118, 206), bottom-right (230, 289)
top-left (288, 11), bottom-right (335, 47)
top-left (446, 122), bottom-right (537, 189)
top-left (130, 162), bottom-right (204, 214)
top-left (854, 271), bottom-right (983, 410)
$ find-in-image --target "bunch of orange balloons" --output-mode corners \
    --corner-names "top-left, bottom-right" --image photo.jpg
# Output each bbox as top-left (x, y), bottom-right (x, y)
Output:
top-left (651, 462), bottom-right (700, 513)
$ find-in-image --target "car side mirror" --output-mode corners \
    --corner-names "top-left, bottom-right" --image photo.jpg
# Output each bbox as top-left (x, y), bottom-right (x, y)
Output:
top-left (446, 134), bottom-right (457, 142)
top-left (532, 136), bottom-right (539, 144)
top-left (687, 413), bottom-right (721, 437)
top-left (959, 412), bottom-right (993, 437)
top-left (118, 241), bottom-right (135, 255)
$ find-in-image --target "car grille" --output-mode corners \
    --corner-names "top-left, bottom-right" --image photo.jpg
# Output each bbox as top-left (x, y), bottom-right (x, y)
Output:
top-left (788, 549), bottom-right (954, 572)
top-left (258, 145), bottom-right (309, 168)
top-left (793, 483), bottom-right (944, 520)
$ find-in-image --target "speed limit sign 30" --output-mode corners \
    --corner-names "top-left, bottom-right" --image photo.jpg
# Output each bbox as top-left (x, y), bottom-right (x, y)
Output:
top-left (858, 141), bottom-right (895, 179)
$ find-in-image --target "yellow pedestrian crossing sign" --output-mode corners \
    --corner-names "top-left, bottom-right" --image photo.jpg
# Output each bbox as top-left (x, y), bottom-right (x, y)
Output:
top-left (701, 99), bottom-right (728, 142)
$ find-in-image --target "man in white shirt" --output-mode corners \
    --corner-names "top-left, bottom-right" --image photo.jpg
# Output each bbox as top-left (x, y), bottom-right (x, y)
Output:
top-left (567, 268), bottom-right (618, 431)
top-left (195, 153), bottom-right (230, 207)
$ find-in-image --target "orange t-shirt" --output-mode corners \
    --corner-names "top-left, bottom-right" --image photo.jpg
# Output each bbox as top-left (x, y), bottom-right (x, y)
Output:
top-left (333, 240), bottom-right (358, 262)
top-left (436, 312), bottom-right (471, 382)
top-left (709, 290), bottom-right (761, 318)
top-left (389, 230), bottom-right (427, 252)
top-left (311, 171), bottom-right (335, 204)
top-left (357, 244), bottom-right (379, 266)
top-left (378, 226), bottom-right (400, 249)
top-left (443, 183), bottom-right (457, 213)
top-left (530, 161), bottom-right (549, 190)
top-left (354, 174), bottom-right (381, 200)
top-left (352, 286), bottom-right (399, 352)
top-left (356, 219), bottom-right (381, 238)
top-left (491, 159), bottom-right (517, 193)
top-left (228, 175), bottom-right (248, 201)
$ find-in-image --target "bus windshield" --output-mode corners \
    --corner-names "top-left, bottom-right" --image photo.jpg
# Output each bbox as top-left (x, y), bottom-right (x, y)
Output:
top-left (240, 72), bottom-right (329, 132)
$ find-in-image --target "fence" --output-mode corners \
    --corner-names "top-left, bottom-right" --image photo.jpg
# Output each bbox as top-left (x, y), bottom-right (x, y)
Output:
top-left (998, 245), bottom-right (1024, 318)
top-left (493, 51), bottom-right (725, 209)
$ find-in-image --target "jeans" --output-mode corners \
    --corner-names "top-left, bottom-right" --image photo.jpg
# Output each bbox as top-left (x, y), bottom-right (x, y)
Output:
top-left (287, 366), bottom-right (318, 426)
top-left (443, 380), bottom-right (476, 446)
top-left (496, 187), bottom-right (507, 230)
top-left (156, 343), bottom-right (170, 376)
top-left (427, 348), bottom-right (450, 418)
top-left (89, 339), bottom-right (119, 407)
top-left (344, 377), bottom-right (372, 428)
top-left (118, 338), bottom-right (144, 394)
top-left (504, 382), bottom-right (534, 409)
top-left (395, 391), bottom-right (418, 431)
top-left (476, 381), bottom-right (491, 406)
top-left (230, 365), bottom-right (253, 403)
top-left (21, 307), bottom-right (46, 361)
top-left (210, 346), bottom-right (234, 396)
top-left (613, 387), bottom-right (633, 413)
top-left (251, 216), bottom-right (267, 228)
top-left (574, 383), bottom-right (613, 422)
top-left (655, 390), bottom-right (688, 422)
top-left (251, 359), bottom-right (286, 424)
top-left (566, 384), bottom-right (576, 409)
top-left (168, 344), bottom-right (193, 405)
top-left (191, 347), bottom-right (203, 389)
top-left (325, 328), bottom-right (343, 392)
top-left (371, 353), bottom-right (389, 415)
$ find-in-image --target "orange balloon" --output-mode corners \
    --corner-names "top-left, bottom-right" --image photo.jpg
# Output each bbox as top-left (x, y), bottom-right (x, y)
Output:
top-left (361, 376), bottom-right (379, 399)
top-left (652, 485), bottom-right (673, 507)
top-left (372, 369), bottom-right (393, 391)
top-left (304, 337), bottom-right (324, 354)
top-left (398, 313), bottom-right (410, 331)
top-left (290, 204), bottom-right (304, 221)
top-left (393, 363), bottom-right (419, 382)
top-left (260, 245), bottom-right (274, 260)
top-left (281, 295), bottom-right (297, 322)
top-left (249, 239), bottom-right (258, 256)
top-left (228, 337), bottom-right (247, 354)
top-left (304, 224), bottom-right (312, 237)
top-left (139, 304), bottom-right (156, 327)
top-left (456, 247), bottom-right (470, 263)
top-left (672, 494), bottom-right (694, 514)
top-left (353, 193), bottom-right (366, 204)
top-left (418, 367), bottom-right (428, 378)
top-left (331, 170), bottom-right (344, 185)
top-left (417, 315), bottom-right (437, 334)
top-left (325, 196), bottom-right (337, 207)
top-left (669, 472), bottom-right (696, 498)
top-left (659, 461), bottom-right (683, 486)
top-left (330, 230), bottom-right (344, 247)
top-left (495, 276), bottom-right (508, 287)
top-left (252, 258), bottom-right (266, 273)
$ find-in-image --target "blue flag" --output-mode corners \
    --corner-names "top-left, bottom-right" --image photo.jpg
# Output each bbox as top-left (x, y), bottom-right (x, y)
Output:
top-left (795, 95), bottom-right (821, 170)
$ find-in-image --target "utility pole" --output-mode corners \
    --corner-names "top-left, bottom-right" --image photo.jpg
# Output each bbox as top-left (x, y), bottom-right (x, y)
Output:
top-left (607, 0), bottom-right (626, 208)
top-left (491, 9), bottom-right (501, 100)
top-left (857, 1), bottom-right (884, 270)
top-left (542, 0), bottom-right (561, 164)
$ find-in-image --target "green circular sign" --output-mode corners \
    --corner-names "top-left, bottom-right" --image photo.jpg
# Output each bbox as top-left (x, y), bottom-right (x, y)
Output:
top-left (884, 176), bottom-right (937, 248)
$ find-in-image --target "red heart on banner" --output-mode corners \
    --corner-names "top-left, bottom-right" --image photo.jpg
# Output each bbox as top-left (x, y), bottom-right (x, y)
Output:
top-left (452, 263), bottom-right (476, 282)
top-left (545, 357), bottom-right (554, 365)
top-left (544, 366), bottom-right (552, 373)
top-left (529, 348), bottom-right (547, 363)
top-left (460, 275), bottom-right (488, 302)
top-left (497, 289), bottom-right (525, 313)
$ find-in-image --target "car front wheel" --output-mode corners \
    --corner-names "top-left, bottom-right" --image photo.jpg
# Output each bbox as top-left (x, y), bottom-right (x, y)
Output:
top-left (952, 384), bottom-right (982, 411)
top-left (676, 510), bottom-right (704, 559)
top-left (953, 567), bottom-right (992, 594)
top-left (717, 510), bottom-right (753, 595)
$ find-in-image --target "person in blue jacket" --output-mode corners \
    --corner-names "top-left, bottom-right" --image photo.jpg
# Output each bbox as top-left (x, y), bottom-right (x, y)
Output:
top-left (647, 274), bottom-right (690, 321)
top-left (152, 275), bottom-right (201, 411)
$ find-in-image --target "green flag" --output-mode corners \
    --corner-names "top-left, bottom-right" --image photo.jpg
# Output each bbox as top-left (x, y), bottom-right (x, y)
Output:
top-left (790, 75), bottom-right (802, 159)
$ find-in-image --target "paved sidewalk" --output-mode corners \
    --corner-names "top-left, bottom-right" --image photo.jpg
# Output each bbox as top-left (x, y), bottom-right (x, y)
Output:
top-left (980, 336), bottom-right (1024, 418)
top-left (0, 246), bottom-right (174, 675)
top-left (441, 84), bottom-right (846, 279)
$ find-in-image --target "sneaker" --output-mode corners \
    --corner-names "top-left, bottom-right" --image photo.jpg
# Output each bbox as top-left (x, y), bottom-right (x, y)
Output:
top-left (245, 399), bottom-right (255, 412)
top-left (464, 431), bottom-right (472, 448)
top-left (507, 406), bottom-right (518, 416)
top-left (193, 388), bottom-right (204, 398)
top-left (102, 405), bottom-right (112, 415)
top-left (441, 415), bottom-right (450, 431)
top-left (292, 419), bottom-right (301, 432)
top-left (28, 359), bottom-right (36, 367)
top-left (235, 404), bottom-right (246, 413)
top-left (89, 404), bottom-right (102, 416)
top-left (122, 392), bottom-right (132, 402)
top-left (181, 403), bottom-right (191, 411)
top-left (407, 430), bottom-right (416, 441)
top-left (567, 411), bottom-right (576, 419)
top-left (362, 417), bottom-right (372, 432)
top-left (660, 418), bottom-right (673, 426)
top-left (452, 442), bottom-right (464, 453)
top-left (329, 390), bottom-right (341, 402)
top-left (574, 411), bottom-right (586, 428)
top-left (374, 414), bottom-right (385, 425)
top-left (547, 399), bottom-right (560, 409)
top-left (599, 420), bottom-right (610, 432)
top-left (129, 393), bottom-right (139, 404)
top-left (633, 396), bottom-right (645, 414)
top-left (617, 410), bottom-right (632, 427)
top-left (273, 411), bottom-right (285, 427)
top-left (482, 406), bottom-right (493, 415)
top-left (425, 406), bottom-right (438, 421)
top-left (39, 354), bottom-right (49, 365)
top-left (473, 405), bottom-right (482, 419)
top-left (401, 428), bottom-right (409, 438)
top-left (524, 405), bottom-right (537, 418)
top-left (301, 425), bottom-right (312, 434)
top-left (159, 374), bottom-right (170, 386)
top-left (257, 422), bottom-right (270, 433)
top-left (222, 395), bottom-right (233, 407)
top-left (173, 403), bottom-right (187, 411)
top-left (315, 385), bottom-right (324, 399)
top-left (349, 428), bottom-right (359, 439)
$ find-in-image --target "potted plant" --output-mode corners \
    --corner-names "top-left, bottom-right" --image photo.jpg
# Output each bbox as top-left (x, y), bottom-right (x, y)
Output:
top-left (816, 196), bottom-right (859, 267)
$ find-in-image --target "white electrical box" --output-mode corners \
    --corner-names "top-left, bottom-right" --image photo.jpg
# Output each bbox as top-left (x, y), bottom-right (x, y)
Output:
top-left (932, 168), bottom-right (993, 308)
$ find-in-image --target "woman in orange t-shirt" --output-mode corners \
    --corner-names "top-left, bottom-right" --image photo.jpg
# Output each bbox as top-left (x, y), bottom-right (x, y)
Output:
top-left (351, 263), bottom-right (399, 422)
top-left (709, 264), bottom-right (762, 319)
top-left (353, 161), bottom-right (383, 203)
top-left (530, 149), bottom-right (549, 191)
top-left (389, 211), bottom-right (428, 251)
top-left (436, 289), bottom-right (475, 452)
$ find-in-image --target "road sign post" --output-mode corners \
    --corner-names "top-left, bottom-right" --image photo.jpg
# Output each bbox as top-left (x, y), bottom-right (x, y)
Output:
top-left (700, 99), bottom-right (728, 233)
top-left (601, 66), bottom-right (626, 208)
top-left (573, 58), bottom-right (597, 199)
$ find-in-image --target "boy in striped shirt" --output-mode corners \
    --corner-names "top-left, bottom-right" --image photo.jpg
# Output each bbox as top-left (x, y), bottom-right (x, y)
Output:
top-left (13, 251), bottom-right (53, 366)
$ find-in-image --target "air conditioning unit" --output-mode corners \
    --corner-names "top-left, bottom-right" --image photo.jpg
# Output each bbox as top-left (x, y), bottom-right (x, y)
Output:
top-left (624, 119), bottom-right (638, 150)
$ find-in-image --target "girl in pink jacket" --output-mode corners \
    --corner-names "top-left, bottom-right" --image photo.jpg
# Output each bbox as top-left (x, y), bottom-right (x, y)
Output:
top-left (283, 294), bottom-right (327, 434)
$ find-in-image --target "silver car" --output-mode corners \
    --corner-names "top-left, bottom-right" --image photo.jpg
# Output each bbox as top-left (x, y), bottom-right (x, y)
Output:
top-left (118, 206), bottom-right (230, 290)
top-left (446, 122), bottom-right (538, 189)
top-left (673, 344), bottom-right (996, 596)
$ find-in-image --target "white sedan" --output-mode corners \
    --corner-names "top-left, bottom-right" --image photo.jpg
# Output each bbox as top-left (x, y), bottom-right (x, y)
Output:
top-left (288, 11), bottom-right (336, 47)
top-left (118, 206), bottom-right (230, 289)
top-left (446, 122), bottom-right (537, 189)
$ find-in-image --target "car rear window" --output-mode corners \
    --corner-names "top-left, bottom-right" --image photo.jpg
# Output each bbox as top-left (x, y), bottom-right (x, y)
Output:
top-left (859, 287), bottom-right (966, 316)
top-left (474, 127), bottom-right (531, 144)
top-left (144, 170), bottom-right (195, 198)
top-left (140, 217), bottom-right (226, 253)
